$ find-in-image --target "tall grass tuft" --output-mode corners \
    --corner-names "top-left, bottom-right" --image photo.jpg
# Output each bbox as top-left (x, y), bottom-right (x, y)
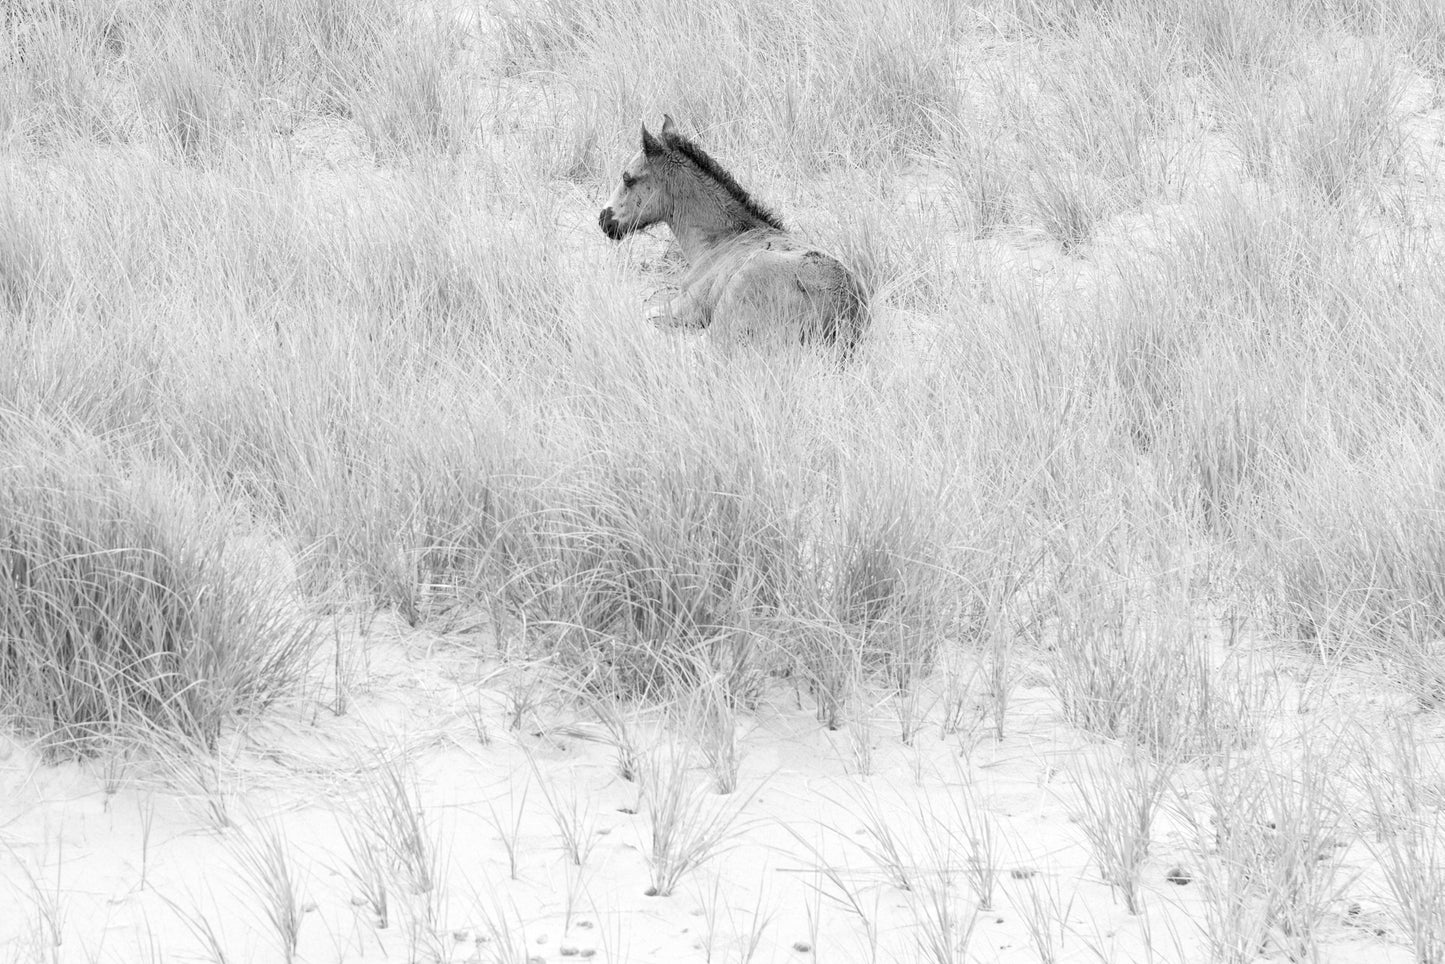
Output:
top-left (0, 419), bottom-right (316, 754)
top-left (1363, 720), bottom-right (1445, 964)
top-left (1070, 744), bottom-right (1174, 913)
top-left (1188, 742), bottom-right (1353, 964)
top-left (637, 739), bottom-right (755, 897)
top-left (1049, 578), bottom-right (1260, 758)
top-left (1258, 432), bottom-right (1445, 695)
top-left (231, 816), bottom-right (308, 964)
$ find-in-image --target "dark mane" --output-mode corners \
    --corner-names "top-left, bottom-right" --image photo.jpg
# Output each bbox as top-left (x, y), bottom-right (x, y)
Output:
top-left (663, 132), bottom-right (785, 231)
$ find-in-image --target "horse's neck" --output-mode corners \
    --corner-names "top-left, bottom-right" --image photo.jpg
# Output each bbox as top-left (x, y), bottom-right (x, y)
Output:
top-left (672, 218), bottom-right (776, 262)
top-left (667, 186), bottom-right (773, 263)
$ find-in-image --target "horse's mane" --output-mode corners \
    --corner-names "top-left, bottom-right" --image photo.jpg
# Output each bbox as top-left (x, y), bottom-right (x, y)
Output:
top-left (663, 131), bottom-right (785, 231)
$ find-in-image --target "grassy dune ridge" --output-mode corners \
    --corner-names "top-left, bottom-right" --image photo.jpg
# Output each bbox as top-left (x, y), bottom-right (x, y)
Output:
top-left (3, 0), bottom-right (1445, 960)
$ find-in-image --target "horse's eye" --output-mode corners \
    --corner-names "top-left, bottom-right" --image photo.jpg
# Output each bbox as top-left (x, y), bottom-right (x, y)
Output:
top-left (622, 174), bottom-right (637, 188)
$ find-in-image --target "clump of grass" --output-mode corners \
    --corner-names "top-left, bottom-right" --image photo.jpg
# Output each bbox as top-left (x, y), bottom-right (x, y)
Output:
top-left (539, 436), bottom-right (795, 703)
top-left (936, 646), bottom-right (983, 741)
top-left (696, 878), bottom-right (774, 964)
top-left (5, 839), bottom-right (66, 964)
top-left (501, 658), bottom-right (553, 732)
top-left (1210, 58), bottom-right (1287, 180)
top-left (1070, 743), bottom-right (1175, 913)
top-left (802, 0), bottom-right (965, 160)
top-left (1049, 581), bottom-right (1257, 757)
top-left (156, 889), bottom-right (234, 964)
top-left (539, 345), bottom-right (976, 722)
top-left (841, 683), bottom-right (878, 777)
top-left (1040, 18), bottom-right (1182, 194)
top-left (230, 816), bottom-right (307, 964)
top-left (527, 751), bottom-right (600, 866)
top-left (880, 764), bottom-right (1001, 916)
top-left (981, 603), bottom-right (1019, 743)
top-left (996, 0), bottom-right (1112, 38)
top-left (338, 815), bottom-right (390, 928)
top-left (1009, 872), bottom-right (1073, 964)
top-left (1361, 719), bottom-right (1445, 964)
top-left (345, 750), bottom-right (447, 921)
top-left (789, 450), bottom-right (960, 729)
top-left (1097, 184), bottom-right (1419, 530)
top-left (1135, 185), bottom-right (1350, 344)
top-left (1098, 305), bottom-right (1281, 530)
top-left (687, 670), bottom-right (746, 794)
top-left (3, 0), bottom-right (480, 159)
top-left (808, 176), bottom-right (958, 315)
top-left (151, 730), bottom-right (235, 828)
top-left (637, 739), bottom-right (755, 897)
top-left (846, 784), bottom-right (917, 893)
top-left (470, 891), bottom-right (530, 964)
top-left (795, 624), bottom-right (861, 733)
top-left (1259, 430), bottom-right (1445, 693)
top-left (953, 792), bottom-right (999, 912)
top-left (1280, 48), bottom-right (1404, 206)
top-left (784, 826), bottom-right (883, 959)
top-left (580, 687), bottom-right (647, 782)
top-left (172, 0), bottom-right (470, 143)
top-left (482, 779), bottom-right (530, 882)
top-left (1186, 742), bottom-right (1354, 964)
top-left (913, 769), bottom-right (1000, 919)
top-left (205, 355), bottom-right (549, 621)
top-left (0, 420), bottom-right (316, 753)
top-left (911, 866), bottom-right (978, 964)
top-left (323, 179), bottom-right (580, 357)
top-left (1023, 159), bottom-right (1118, 251)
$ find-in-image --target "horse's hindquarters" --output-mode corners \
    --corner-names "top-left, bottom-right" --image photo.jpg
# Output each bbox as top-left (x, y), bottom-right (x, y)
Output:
top-left (707, 248), bottom-right (860, 353)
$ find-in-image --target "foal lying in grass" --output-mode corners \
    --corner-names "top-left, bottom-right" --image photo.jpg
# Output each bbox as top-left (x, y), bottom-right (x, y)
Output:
top-left (600, 116), bottom-right (868, 359)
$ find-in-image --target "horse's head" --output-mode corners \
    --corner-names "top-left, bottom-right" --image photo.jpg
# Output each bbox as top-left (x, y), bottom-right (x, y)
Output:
top-left (599, 116), bottom-right (677, 240)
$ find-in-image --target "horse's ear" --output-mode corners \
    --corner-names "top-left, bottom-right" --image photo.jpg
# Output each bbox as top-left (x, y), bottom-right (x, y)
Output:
top-left (641, 123), bottom-right (664, 156)
top-left (660, 114), bottom-right (677, 138)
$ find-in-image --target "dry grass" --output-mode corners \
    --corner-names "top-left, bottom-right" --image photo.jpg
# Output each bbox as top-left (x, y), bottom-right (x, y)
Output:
top-left (4, 0), bottom-right (1445, 959)
top-left (1187, 741), bottom-right (1356, 963)
top-left (1362, 720), bottom-right (1445, 964)
top-left (636, 738), bottom-right (756, 897)
top-left (230, 815), bottom-right (308, 964)
top-left (0, 417), bottom-right (316, 754)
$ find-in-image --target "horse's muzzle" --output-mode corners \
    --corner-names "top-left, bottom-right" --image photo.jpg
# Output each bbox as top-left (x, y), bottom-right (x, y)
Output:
top-left (598, 207), bottom-right (627, 241)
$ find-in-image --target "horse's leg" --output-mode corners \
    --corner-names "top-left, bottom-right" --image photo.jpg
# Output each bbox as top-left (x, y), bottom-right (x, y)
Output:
top-left (647, 286), bottom-right (708, 329)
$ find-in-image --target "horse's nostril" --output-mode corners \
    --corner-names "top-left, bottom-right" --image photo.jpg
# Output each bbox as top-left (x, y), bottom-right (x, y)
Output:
top-left (598, 207), bottom-right (624, 241)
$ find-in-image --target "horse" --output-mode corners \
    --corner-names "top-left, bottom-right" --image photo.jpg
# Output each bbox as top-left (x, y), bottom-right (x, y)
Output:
top-left (599, 116), bottom-right (868, 359)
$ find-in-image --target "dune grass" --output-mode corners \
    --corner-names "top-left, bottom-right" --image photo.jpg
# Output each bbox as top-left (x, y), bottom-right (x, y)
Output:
top-left (3, 0), bottom-right (1445, 957)
top-left (0, 417), bottom-right (315, 754)
top-left (3, 0), bottom-right (1440, 751)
